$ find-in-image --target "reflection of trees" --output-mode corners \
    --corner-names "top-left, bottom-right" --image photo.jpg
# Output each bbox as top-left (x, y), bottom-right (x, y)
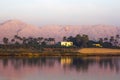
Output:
top-left (0, 57), bottom-right (59, 70)
top-left (71, 58), bottom-right (93, 72)
top-left (2, 58), bottom-right (8, 68)
top-left (61, 57), bottom-right (120, 73)
top-left (0, 57), bottom-right (119, 73)
top-left (99, 57), bottom-right (120, 73)
top-left (61, 57), bottom-right (95, 72)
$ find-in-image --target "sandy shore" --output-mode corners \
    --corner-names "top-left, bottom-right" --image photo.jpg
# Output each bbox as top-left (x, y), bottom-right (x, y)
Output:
top-left (78, 48), bottom-right (120, 54)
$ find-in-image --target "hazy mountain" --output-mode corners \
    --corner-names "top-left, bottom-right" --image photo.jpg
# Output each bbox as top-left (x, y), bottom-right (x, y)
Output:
top-left (0, 20), bottom-right (120, 42)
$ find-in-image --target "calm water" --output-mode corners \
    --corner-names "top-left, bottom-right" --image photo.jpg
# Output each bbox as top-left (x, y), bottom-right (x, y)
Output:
top-left (0, 56), bottom-right (120, 80)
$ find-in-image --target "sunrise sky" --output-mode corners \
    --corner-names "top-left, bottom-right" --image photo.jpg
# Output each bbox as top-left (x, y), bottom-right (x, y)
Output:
top-left (0, 0), bottom-right (120, 26)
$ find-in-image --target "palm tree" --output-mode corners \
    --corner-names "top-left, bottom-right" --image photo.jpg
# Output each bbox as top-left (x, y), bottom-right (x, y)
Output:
top-left (52, 38), bottom-right (55, 45)
top-left (109, 36), bottom-right (114, 46)
top-left (44, 38), bottom-right (49, 45)
top-left (81, 34), bottom-right (89, 47)
top-left (114, 40), bottom-right (118, 47)
top-left (37, 37), bottom-right (43, 45)
top-left (104, 37), bottom-right (108, 42)
top-left (48, 38), bottom-right (55, 45)
top-left (14, 35), bottom-right (22, 44)
top-left (11, 39), bottom-right (15, 44)
top-left (3, 37), bottom-right (9, 45)
top-left (75, 34), bottom-right (81, 42)
top-left (99, 38), bottom-right (103, 45)
top-left (22, 37), bottom-right (27, 45)
top-left (116, 34), bottom-right (119, 39)
top-left (63, 36), bottom-right (67, 41)
top-left (75, 34), bottom-right (82, 47)
top-left (115, 34), bottom-right (120, 47)
top-left (67, 36), bottom-right (74, 41)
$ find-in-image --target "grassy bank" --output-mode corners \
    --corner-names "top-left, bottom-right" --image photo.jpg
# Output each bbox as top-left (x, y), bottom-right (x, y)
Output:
top-left (0, 48), bottom-right (120, 56)
top-left (0, 48), bottom-right (79, 56)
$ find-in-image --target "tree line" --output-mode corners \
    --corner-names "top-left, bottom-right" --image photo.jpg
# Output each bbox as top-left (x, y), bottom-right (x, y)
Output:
top-left (1, 34), bottom-right (120, 49)
top-left (63, 34), bottom-right (120, 48)
top-left (2, 35), bottom-right (55, 49)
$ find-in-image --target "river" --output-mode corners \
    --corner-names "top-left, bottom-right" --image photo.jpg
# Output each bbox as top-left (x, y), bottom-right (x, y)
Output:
top-left (0, 56), bottom-right (119, 80)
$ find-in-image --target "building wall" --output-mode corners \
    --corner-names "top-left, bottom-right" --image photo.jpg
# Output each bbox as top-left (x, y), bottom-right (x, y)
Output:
top-left (61, 42), bottom-right (73, 47)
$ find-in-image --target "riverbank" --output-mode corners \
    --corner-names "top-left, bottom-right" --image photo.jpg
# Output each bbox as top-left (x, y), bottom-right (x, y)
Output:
top-left (79, 48), bottom-right (120, 54)
top-left (0, 48), bottom-right (120, 56)
top-left (78, 48), bottom-right (120, 56)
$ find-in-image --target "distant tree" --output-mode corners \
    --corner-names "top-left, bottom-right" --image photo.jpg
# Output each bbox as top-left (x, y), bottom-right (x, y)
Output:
top-left (87, 40), bottom-right (97, 47)
top-left (41, 41), bottom-right (46, 46)
top-left (3, 37), bottom-right (9, 45)
top-left (44, 38), bottom-right (49, 45)
top-left (109, 36), bottom-right (114, 46)
top-left (116, 34), bottom-right (119, 39)
top-left (67, 36), bottom-right (74, 41)
top-left (115, 34), bottom-right (120, 47)
top-left (114, 40), bottom-right (118, 47)
top-left (75, 34), bottom-right (82, 47)
top-left (14, 35), bottom-right (22, 44)
top-left (103, 42), bottom-right (112, 48)
top-left (98, 38), bottom-right (103, 45)
top-left (48, 38), bottom-right (52, 45)
top-left (104, 37), bottom-right (108, 42)
top-left (52, 38), bottom-right (55, 45)
top-left (14, 35), bottom-right (22, 40)
top-left (109, 36), bottom-right (114, 42)
top-left (63, 36), bottom-right (67, 41)
top-left (11, 39), bottom-right (15, 44)
top-left (37, 37), bottom-right (43, 45)
top-left (27, 37), bottom-right (39, 48)
top-left (81, 34), bottom-right (89, 47)
top-left (48, 38), bottom-right (55, 45)
top-left (14, 41), bottom-right (21, 48)
top-left (22, 37), bottom-right (28, 46)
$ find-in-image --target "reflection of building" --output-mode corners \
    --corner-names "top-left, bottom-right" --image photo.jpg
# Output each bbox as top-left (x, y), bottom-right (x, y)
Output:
top-left (61, 57), bottom-right (72, 65)
top-left (61, 41), bottom-right (73, 47)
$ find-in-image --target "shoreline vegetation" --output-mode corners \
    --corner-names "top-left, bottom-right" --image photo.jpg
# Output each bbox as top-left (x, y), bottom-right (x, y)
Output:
top-left (0, 48), bottom-right (120, 57)
top-left (0, 34), bottom-right (120, 57)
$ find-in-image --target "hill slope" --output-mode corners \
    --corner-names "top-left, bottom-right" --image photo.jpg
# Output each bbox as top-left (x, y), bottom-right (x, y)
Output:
top-left (0, 20), bottom-right (120, 42)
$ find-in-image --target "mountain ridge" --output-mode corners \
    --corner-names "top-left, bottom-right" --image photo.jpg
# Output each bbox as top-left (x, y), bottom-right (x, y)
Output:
top-left (0, 20), bottom-right (120, 42)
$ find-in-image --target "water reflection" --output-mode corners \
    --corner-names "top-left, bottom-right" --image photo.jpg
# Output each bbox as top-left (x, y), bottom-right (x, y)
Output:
top-left (0, 57), bottom-right (119, 73)
top-left (61, 57), bottom-right (120, 73)
top-left (1, 57), bottom-right (58, 70)
top-left (0, 56), bottom-right (120, 80)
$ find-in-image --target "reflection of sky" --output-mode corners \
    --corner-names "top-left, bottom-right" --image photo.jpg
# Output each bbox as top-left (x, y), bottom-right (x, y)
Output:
top-left (0, 57), bottom-right (119, 80)
top-left (0, 0), bottom-right (120, 26)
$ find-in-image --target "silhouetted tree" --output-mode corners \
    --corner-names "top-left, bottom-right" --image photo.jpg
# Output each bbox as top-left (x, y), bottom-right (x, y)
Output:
top-left (75, 34), bottom-right (82, 47)
top-left (63, 36), bottom-right (67, 41)
top-left (81, 34), bottom-right (89, 47)
top-left (115, 34), bottom-right (120, 47)
top-left (104, 37), bottom-right (108, 42)
top-left (37, 37), bottom-right (43, 45)
top-left (3, 37), bottom-right (9, 45)
top-left (99, 38), bottom-right (103, 45)
top-left (11, 39), bottom-right (15, 44)
top-left (103, 42), bottom-right (112, 48)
